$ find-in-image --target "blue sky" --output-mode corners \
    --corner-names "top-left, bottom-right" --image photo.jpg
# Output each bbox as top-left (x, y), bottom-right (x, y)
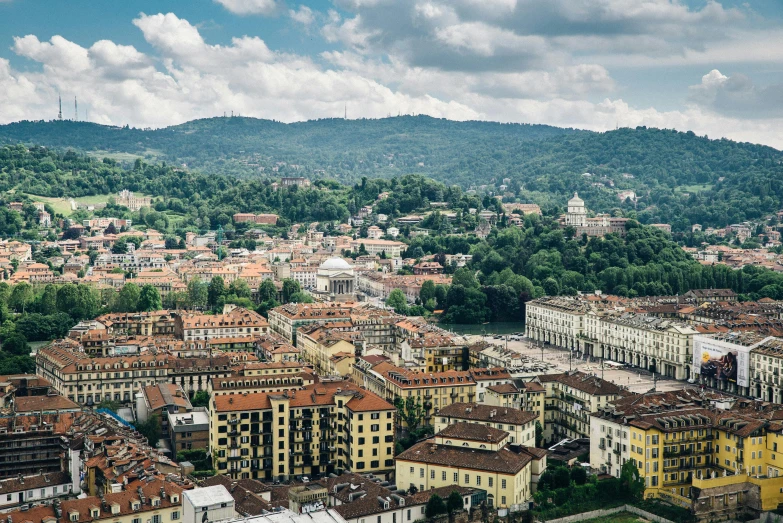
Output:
top-left (1, 0), bottom-right (783, 147)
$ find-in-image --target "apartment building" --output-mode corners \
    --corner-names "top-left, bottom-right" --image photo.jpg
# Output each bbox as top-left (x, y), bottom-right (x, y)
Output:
top-left (396, 423), bottom-right (546, 509)
top-left (267, 303), bottom-right (357, 345)
top-left (525, 297), bottom-right (590, 352)
top-left (322, 473), bottom-right (484, 523)
top-left (175, 307), bottom-right (269, 342)
top-left (538, 371), bottom-right (624, 444)
top-left (590, 390), bottom-right (783, 521)
top-left (208, 361), bottom-right (309, 396)
top-left (483, 381), bottom-right (545, 427)
top-left (585, 311), bottom-right (698, 380)
top-left (297, 324), bottom-right (362, 377)
top-left (2, 478), bottom-right (185, 523)
top-left (349, 239), bottom-right (405, 259)
top-left (209, 380), bottom-right (396, 481)
top-left (352, 362), bottom-right (478, 427)
top-left (36, 343), bottom-right (170, 405)
top-left (168, 356), bottom-right (235, 395)
top-left (95, 311), bottom-right (177, 337)
top-left (435, 403), bottom-right (538, 446)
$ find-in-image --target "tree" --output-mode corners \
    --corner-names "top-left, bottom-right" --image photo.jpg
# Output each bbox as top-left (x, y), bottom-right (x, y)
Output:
top-left (1, 334), bottom-right (30, 356)
top-left (208, 276), bottom-right (226, 308)
top-left (191, 390), bottom-right (210, 408)
top-left (228, 278), bottom-right (251, 299)
top-left (117, 283), bottom-right (141, 312)
top-left (386, 288), bottom-right (408, 314)
top-left (446, 491), bottom-right (464, 513)
top-left (394, 396), bottom-right (425, 433)
top-left (281, 279), bottom-right (301, 303)
top-left (258, 279), bottom-right (277, 302)
top-left (138, 285), bottom-right (162, 312)
top-left (288, 291), bottom-right (313, 303)
top-left (425, 494), bottom-right (447, 519)
top-left (39, 284), bottom-right (57, 315)
top-left (620, 460), bottom-right (645, 501)
top-left (136, 413), bottom-right (162, 447)
top-left (535, 421), bottom-right (543, 447)
top-left (9, 283), bottom-right (34, 313)
top-left (420, 279), bottom-right (436, 304)
top-left (570, 466), bottom-right (588, 485)
top-left (187, 278), bottom-right (208, 309)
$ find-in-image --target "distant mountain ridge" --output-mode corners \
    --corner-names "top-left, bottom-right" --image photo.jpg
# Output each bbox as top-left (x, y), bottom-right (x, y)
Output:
top-left (1, 116), bottom-right (782, 229)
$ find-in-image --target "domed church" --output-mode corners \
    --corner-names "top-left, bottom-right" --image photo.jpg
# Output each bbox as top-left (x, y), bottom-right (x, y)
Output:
top-left (315, 257), bottom-right (356, 301)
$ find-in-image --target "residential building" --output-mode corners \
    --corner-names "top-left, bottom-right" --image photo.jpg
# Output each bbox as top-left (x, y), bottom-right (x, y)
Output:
top-left (297, 324), bottom-right (362, 377)
top-left (349, 239), bottom-right (405, 259)
top-left (591, 389), bottom-right (783, 520)
top-left (0, 471), bottom-right (73, 510)
top-left (268, 303), bottom-right (357, 345)
top-left (209, 380), bottom-right (396, 481)
top-left (175, 307), bottom-right (269, 343)
top-left (395, 423), bottom-right (545, 509)
top-left (169, 410), bottom-right (209, 451)
top-left (321, 473), bottom-right (484, 523)
top-left (435, 403), bottom-right (538, 446)
top-left (538, 371), bottom-right (624, 444)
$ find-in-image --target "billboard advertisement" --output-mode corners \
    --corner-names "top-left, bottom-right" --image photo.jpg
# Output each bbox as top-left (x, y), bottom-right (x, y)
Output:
top-left (692, 336), bottom-right (750, 388)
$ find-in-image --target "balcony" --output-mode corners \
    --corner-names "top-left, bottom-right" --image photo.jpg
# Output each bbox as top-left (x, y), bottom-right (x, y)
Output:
top-left (598, 444), bottom-right (606, 450)
top-left (228, 418), bottom-right (241, 425)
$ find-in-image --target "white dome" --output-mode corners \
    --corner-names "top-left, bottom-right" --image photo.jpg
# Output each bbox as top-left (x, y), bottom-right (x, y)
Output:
top-left (568, 192), bottom-right (584, 205)
top-left (320, 257), bottom-right (352, 270)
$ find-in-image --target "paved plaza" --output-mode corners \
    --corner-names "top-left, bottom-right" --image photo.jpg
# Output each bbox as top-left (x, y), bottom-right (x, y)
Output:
top-left (477, 335), bottom-right (694, 394)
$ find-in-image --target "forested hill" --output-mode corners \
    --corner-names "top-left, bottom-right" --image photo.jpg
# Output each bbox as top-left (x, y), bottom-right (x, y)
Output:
top-left (1, 116), bottom-right (783, 228)
top-left (0, 116), bottom-right (576, 182)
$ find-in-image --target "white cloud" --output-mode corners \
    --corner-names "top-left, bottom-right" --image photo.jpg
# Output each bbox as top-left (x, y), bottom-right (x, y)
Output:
top-left (3, 8), bottom-right (783, 151)
top-left (688, 69), bottom-right (783, 119)
top-left (289, 5), bottom-right (315, 27)
top-left (213, 0), bottom-right (280, 16)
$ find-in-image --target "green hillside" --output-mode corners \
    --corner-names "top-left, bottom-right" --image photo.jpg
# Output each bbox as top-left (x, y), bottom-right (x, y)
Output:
top-left (0, 117), bottom-right (782, 229)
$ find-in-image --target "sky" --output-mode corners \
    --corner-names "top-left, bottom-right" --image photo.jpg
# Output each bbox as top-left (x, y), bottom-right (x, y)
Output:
top-left (1, 0), bottom-right (783, 148)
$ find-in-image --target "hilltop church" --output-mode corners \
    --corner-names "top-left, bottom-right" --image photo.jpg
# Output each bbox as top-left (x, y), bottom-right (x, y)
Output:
top-left (560, 192), bottom-right (628, 237)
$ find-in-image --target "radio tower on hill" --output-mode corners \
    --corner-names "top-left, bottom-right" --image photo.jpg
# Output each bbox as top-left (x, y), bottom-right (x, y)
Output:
top-left (74, 97), bottom-right (78, 121)
top-left (57, 95), bottom-right (62, 120)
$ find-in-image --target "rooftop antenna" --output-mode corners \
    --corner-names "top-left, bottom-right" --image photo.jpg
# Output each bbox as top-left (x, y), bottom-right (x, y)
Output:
top-left (344, 103), bottom-right (347, 120)
top-left (57, 94), bottom-right (63, 121)
top-left (74, 97), bottom-right (78, 121)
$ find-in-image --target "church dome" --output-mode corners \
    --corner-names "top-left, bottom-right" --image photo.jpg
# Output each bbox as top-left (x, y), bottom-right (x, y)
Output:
top-left (568, 192), bottom-right (584, 206)
top-left (320, 257), bottom-right (353, 271)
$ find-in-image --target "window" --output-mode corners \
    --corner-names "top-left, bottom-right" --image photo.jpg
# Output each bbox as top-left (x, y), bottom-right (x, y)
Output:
top-left (172, 512), bottom-right (180, 520)
top-left (501, 496), bottom-right (506, 506)
top-left (501, 479), bottom-right (506, 489)
top-left (152, 516), bottom-right (162, 523)
top-left (488, 477), bottom-right (493, 487)
top-left (430, 470), bottom-right (435, 479)
top-left (133, 519), bottom-right (141, 523)
top-left (453, 473), bottom-right (458, 482)
top-left (476, 476), bottom-right (481, 486)
top-left (442, 472), bottom-right (446, 480)
top-left (465, 474), bottom-right (470, 484)
top-left (410, 467), bottom-right (414, 474)
top-left (420, 468), bottom-right (424, 478)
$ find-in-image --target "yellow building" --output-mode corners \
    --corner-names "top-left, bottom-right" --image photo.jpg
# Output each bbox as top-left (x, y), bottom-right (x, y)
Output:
top-left (297, 324), bottom-right (361, 376)
top-left (484, 381), bottom-right (545, 428)
top-left (435, 402), bottom-right (538, 446)
top-left (209, 380), bottom-right (396, 481)
top-left (395, 423), bottom-right (546, 509)
top-left (4, 478), bottom-right (184, 523)
top-left (592, 389), bottom-right (783, 521)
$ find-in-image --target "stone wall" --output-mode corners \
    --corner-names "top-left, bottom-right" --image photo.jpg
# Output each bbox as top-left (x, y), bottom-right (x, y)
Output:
top-left (534, 504), bottom-right (676, 523)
